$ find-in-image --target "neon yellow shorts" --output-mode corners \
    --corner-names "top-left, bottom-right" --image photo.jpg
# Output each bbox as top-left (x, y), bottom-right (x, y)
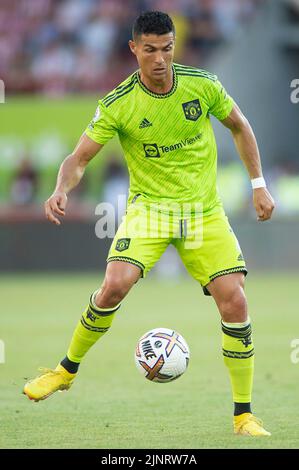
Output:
top-left (107, 201), bottom-right (247, 294)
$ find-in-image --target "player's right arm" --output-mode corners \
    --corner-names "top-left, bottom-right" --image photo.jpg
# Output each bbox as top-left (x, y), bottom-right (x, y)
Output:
top-left (46, 94), bottom-right (119, 225)
top-left (45, 133), bottom-right (103, 225)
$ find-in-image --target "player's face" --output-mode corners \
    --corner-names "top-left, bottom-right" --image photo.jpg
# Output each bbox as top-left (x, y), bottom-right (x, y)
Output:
top-left (129, 33), bottom-right (175, 81)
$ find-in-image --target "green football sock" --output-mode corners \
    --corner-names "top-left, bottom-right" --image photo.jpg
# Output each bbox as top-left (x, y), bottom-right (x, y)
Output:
top-left (222, 318), bottom-right (254, 403)
top-left (66, 291), bottom-right (121, 364)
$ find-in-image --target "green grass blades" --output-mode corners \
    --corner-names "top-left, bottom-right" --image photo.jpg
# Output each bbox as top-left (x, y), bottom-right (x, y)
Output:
top-left (0, 273), bottom-right (299, 449)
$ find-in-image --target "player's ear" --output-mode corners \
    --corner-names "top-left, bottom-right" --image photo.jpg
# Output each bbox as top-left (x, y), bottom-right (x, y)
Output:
top-left (128, 40), bottom-right (137, 56)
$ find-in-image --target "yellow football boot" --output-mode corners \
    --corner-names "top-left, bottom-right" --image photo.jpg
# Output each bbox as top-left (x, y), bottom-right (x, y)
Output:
top-left (234, 413), bottom-right (271, 436)
top-left (23, 364), bottom-right (76, 402)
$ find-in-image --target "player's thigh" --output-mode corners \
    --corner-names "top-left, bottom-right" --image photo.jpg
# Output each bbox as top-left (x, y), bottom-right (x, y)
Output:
top-left (107, 205), bottom-right (170, 279)
top-left (206, 271), bottom-right (247, 322)
top-left (175, 211), bottom-right (247, 291)
top-left (102, 260), bottom-right (142, 291)
top-left (206, 271), bottom-right (246, 301)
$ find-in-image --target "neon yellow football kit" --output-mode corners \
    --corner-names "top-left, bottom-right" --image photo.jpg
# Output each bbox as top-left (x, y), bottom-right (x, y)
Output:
top-left (85, 63), bottom-right (247, 292)
top-left (24, 64), bottom-right (269, 437)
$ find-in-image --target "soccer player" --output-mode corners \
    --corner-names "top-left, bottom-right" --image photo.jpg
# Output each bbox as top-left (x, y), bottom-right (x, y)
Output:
top-left (24, 11), bottom-right (275, 436)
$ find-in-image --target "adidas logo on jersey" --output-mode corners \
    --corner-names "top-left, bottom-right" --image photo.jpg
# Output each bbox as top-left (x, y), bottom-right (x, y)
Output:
top-left (139, 118), bottom-right (152, 128)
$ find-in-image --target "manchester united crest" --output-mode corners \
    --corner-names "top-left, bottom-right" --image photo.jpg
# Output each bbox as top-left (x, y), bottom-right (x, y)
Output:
top-left (115, 238), bottom-right (131, 252)
top-left (182, 99), bottom-right (202, 121)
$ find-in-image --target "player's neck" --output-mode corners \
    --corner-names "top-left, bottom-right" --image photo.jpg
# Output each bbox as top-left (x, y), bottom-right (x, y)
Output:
top-left (139, 68), bottom-right (173, 94)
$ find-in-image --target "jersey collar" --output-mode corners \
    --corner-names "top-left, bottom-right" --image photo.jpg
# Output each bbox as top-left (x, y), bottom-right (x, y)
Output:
top-left (136, 65), bottom-right (177, 99)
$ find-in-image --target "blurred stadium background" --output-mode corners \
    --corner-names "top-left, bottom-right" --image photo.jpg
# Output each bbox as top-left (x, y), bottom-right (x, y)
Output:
top-left (0, 0), bottom-right (299, 271)
top-left (1, 0), bottom-right (299, 450)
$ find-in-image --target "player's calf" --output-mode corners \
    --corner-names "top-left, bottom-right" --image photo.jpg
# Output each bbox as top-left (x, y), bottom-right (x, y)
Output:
top-left (206, 273), bottom-right (257, 425)
top-left (24, 261), bottom-right (142, 401)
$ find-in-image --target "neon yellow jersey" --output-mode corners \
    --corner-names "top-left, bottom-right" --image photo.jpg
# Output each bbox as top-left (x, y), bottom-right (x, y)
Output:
top-left (85, 63), bottom-right (234, 214)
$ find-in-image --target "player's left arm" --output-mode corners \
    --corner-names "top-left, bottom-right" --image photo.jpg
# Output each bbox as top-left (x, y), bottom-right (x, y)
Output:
top-left (221, 103), bottom-right (275, 221)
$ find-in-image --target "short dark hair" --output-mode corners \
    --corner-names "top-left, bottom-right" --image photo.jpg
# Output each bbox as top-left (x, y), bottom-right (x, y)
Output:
top-left (132, 11), bottom-right (175, 39)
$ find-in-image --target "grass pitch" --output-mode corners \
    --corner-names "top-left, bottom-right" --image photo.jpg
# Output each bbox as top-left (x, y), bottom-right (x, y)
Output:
top-left (0, 272), bottom-right (298, 449)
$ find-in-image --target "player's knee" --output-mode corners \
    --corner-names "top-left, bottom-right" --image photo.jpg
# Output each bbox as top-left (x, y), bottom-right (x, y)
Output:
top-left (219, 288), bottom-right (247, 323)
top-left (96, 276), bottom-right (131, 307)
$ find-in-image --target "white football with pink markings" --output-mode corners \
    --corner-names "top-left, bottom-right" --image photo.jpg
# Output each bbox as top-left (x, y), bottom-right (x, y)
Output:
top-left (135, 327), bottom-right (190, 383)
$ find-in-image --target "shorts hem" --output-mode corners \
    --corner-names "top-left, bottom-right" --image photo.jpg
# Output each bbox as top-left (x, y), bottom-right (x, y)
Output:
top-left (107, 256), bottom-right (145, 278)
top-left (202, 266), bottom-right (248, 296)
top-left (209, 266), bottom-right (248, 282)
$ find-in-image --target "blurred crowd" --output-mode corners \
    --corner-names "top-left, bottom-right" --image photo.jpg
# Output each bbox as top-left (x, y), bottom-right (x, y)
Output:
top-left (2, 0), bottom-right (299, 217)
top-left (6, 153), bottom-right (299, 216)
top-left (1, 0), bottom-right (264, 94)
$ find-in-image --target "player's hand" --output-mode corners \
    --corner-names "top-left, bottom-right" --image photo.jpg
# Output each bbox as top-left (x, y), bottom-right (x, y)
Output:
top-left (253, 187), bottom-right (275, 221)
top-left (44, 191), bottom-right (68, 225)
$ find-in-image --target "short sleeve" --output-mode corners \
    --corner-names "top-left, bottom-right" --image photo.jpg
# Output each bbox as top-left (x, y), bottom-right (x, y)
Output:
top-left (85, 100), bottom-right (118, 145)
top-left (206, 78), bottom-right (234, 121)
